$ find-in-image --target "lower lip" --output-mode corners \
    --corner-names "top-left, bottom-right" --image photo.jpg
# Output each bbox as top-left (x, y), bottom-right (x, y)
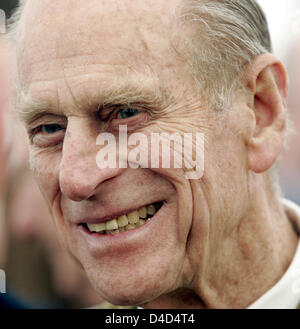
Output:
top-left (77, 202), bottom-right (167, 254)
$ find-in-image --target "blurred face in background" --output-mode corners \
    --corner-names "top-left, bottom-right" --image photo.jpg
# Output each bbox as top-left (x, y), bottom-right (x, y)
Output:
top-left (0, 37), bottom-right (10, 267)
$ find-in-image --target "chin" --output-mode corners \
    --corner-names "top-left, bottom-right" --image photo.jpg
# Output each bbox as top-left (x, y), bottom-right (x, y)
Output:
top-left (78, 252), bottom-right (182, 307)
top-left (89, 274), bottom-right (171, 306)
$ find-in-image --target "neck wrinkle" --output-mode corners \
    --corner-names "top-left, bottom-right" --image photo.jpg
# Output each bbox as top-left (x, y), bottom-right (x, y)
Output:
top-left (200, 189), bottom-right (299, 309)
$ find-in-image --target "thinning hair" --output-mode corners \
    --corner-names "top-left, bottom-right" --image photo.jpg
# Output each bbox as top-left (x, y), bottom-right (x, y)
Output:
top-left (6, 0), bottom-right (283, 193)
top-left (7, 0), bottom-right (272, 109)
top-left (6, 0), bottom-right (26, 42)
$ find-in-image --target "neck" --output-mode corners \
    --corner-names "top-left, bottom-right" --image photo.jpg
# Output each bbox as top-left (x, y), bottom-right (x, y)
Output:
top-left (143, 175), bottom-right (299, 309)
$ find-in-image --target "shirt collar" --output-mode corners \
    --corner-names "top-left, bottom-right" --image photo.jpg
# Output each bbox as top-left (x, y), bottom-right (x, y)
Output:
top-left (248, 199), bottom-right (300, 309)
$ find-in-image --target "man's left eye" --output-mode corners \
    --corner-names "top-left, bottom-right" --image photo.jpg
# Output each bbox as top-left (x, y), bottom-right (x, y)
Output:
top-left (41, 124), bottom-right (63, 134)
top-left (117, 108), bottom-right (140, 119)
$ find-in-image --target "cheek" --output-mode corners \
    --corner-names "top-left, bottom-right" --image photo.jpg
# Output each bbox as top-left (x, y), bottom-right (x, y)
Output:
top-left (201, 136), bottom-right (249, 234)
top-left (30, 149), bottom-right (76, 250)
top-left (30, 149), bottom-right (61, 206)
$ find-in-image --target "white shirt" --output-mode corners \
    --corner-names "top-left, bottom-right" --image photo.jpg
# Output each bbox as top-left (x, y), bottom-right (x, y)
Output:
top-left (248, 199), bottom-right (300, 309)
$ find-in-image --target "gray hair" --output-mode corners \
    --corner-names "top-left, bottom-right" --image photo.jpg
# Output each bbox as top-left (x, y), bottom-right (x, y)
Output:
top-left (179, 0), bottom-right (283, 198)
top-left (179, 0), bottom-right (272, 109)
top-left (6, 0), bottom-right (26, 43)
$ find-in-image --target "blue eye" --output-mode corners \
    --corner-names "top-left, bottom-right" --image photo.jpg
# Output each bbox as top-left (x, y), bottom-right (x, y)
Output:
top-left (118, 108), bottom-right (139, 119)
top-left (41, 124), bottom-right (63, 134)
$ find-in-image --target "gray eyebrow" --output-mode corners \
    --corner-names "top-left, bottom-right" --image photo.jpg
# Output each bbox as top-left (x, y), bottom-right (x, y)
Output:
top-left (18, 85), bottom-right (172, 126)
top-left (16, 92), bottom-right (55, 125)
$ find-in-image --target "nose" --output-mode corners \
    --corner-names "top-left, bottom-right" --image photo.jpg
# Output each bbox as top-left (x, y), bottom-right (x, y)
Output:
top-left (59, 118), bottom-right (122, 201)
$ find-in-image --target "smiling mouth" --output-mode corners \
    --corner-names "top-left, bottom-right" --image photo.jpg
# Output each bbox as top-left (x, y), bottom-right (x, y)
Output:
top-left (81, 201), bottom-right (163, 235)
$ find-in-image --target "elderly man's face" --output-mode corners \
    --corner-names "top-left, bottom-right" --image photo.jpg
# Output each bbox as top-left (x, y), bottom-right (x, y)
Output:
top-left (18, 0), bottom-right (251, 305)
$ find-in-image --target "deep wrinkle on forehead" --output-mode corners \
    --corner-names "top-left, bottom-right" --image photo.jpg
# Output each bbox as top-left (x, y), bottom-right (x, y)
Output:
top-left (17, 64), bottom-right (175, 126)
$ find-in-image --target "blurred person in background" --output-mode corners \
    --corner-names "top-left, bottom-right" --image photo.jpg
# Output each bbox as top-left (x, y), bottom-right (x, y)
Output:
top-left (0, 0), bottom-right (19, 272)
top-left (0, 28), bottom-right (29, 309)
top-left (0, 30), bottom-right (9, 278)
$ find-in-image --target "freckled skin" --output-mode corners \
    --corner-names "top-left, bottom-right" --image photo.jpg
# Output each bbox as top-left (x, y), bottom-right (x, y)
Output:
top-left (16, 0), bottom-right (298, 308)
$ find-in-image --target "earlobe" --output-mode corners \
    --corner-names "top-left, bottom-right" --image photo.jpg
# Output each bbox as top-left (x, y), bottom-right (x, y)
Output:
top-left (245, 54), bottom-right (288, 173)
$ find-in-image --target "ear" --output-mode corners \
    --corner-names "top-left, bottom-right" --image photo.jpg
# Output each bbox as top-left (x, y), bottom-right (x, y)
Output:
top-left (244, 53), bottom-right (288, 173)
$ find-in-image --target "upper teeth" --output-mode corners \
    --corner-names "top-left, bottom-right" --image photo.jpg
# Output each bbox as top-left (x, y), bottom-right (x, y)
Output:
top-left (86, 203), bottom-right (161, 234)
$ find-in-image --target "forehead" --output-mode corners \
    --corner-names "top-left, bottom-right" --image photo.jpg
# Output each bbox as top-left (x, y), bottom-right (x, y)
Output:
top-left (17, 0), bottom-right (185, 90)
